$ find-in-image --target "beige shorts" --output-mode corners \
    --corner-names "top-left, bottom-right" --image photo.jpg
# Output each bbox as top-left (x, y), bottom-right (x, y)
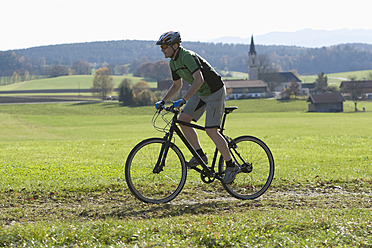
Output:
top-left (182, 86), bottom-right (226, 129)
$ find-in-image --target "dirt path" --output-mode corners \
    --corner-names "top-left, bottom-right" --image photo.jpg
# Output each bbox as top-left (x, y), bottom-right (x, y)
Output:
top-left (1, 183), bottom-right (370, 225)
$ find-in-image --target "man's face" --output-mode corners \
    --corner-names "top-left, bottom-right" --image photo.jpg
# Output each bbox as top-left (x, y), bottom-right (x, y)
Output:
top-left (160, 44), bottom-right (176, 58)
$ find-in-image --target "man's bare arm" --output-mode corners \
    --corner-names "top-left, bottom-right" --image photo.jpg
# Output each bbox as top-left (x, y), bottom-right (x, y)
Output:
top-left (162, 78), bottom-right (183, 102)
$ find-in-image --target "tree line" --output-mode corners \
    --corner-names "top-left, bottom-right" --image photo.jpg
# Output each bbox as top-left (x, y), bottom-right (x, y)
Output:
top-left (1, 40), bottom-right (372, 81)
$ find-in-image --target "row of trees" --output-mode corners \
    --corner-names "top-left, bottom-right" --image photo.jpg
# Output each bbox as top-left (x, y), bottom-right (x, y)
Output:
top-left (0, 50), bottom-right (132, 82)
top-left (0, 70), bottom-right (34, 85)
top-left (133, 60), bottom-right (171, 81)
top-left (92, 67), bottom-right (161, 106)
top-left (0, 56), bottom-right (150, 86)
top-left (117, 79), bottom-right (159, 106)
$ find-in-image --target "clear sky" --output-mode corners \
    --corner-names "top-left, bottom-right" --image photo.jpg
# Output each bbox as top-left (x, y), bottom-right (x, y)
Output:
top-left (1, 0), bottom-right (371, 51)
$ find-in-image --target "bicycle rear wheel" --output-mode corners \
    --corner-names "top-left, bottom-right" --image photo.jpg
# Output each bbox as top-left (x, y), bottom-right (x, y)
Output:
top-left (125, 138), bottom-right (187, 203)
top-left (219, 135), bottom-right (274, 200)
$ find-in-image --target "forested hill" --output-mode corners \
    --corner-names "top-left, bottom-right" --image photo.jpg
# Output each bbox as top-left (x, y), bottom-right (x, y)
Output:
top-left (4, 40), bottom-right (372, 76)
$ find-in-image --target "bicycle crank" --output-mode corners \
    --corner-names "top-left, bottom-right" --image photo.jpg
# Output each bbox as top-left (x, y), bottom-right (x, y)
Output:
top-left (201, 169), bottom-right (216, 183)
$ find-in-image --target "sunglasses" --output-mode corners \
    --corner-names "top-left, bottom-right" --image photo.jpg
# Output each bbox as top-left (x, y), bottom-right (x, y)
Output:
top-left (160, 45), bottom-right (169, 50)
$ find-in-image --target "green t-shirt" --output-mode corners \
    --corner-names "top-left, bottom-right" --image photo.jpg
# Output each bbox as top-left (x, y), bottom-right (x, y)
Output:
top-left (170, 47), bottom-right (224, 96)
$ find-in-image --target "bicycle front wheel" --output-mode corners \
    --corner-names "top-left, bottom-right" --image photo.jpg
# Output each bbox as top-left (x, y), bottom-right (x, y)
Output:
top-left (125, 138), bottom-right (187, 203)
top-left (219, 135), bottom-right (274, 200)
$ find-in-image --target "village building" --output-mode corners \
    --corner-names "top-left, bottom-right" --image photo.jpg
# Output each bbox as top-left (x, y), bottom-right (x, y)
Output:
top-left (225, 79), bottom-right (269, 100)
top-left (307, 92), bottom-right (345, 112)
top-left (339, 80), bottom-right (372, 99)
top-left (271, 72), bottom-right (302, 93)
top-left (301, 83), bottom-right (316, 95)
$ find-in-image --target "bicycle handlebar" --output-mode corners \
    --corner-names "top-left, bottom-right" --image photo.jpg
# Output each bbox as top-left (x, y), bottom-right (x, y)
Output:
top-left (156, 103), bottom-right (180, 114)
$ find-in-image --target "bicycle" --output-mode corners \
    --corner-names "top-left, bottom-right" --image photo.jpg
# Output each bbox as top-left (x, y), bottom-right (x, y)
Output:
top-left (125, 103), bottom-right (275, 204)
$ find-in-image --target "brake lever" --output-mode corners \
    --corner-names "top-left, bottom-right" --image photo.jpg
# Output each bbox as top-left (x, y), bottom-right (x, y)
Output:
top-left (156, 105), bottom-right (164, 114)
top-left (165, 105), bottom-right (175, 112)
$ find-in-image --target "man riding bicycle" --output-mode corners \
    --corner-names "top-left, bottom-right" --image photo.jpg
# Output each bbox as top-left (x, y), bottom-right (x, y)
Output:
top-left (154, 31), bottom-right (238, 184)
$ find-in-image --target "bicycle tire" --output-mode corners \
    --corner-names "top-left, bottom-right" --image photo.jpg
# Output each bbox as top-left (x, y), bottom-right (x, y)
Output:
top-left (218, 135), bottom-right (274, 200)
top-left (125, 138), bottom-right (187, 203)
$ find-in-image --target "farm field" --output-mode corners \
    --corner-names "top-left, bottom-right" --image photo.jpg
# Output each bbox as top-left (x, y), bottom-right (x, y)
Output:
top-left (0, 75), bottom-right (157, 93)
top-left (300, 69), bottom-right (372, 86)
top-left (0, 99), bottom-right (371, 247)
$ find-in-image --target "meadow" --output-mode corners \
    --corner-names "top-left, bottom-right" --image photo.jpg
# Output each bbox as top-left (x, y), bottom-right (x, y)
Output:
top-left (0, 99), bottom-right (371, 247)
top-left (0, 75), bottom-right (156, 93)
top-left (300, 69), bottom-right (372, 86)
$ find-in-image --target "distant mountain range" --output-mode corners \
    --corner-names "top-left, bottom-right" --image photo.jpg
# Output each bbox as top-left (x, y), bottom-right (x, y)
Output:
top-left (210, 29), bottom-right (372, 47)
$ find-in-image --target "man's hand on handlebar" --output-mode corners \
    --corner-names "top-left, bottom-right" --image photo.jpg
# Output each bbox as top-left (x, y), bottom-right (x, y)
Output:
top-left (173, 98), bottom-right (186, 108)
top-left (155, 100), bottom-right (165, 110)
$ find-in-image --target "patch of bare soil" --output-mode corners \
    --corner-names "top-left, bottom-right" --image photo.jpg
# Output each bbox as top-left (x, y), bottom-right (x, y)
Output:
top-left (0, 183), bottom-right (371, 226)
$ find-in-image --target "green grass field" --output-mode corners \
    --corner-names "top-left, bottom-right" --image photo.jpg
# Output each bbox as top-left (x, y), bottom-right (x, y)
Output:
top-left (0, 99), bottom-right (371, 247)
top-left (0, 74), bottom-right (157, 93)
top-left (300, 69), bottom-right (372, 86)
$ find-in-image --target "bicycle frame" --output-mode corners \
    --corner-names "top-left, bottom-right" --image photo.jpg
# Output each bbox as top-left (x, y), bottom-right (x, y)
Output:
top-left (153, 106), bottom-right (235, 179)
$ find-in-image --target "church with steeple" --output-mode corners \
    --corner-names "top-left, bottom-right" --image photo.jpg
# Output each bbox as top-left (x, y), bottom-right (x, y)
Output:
top-left (248, 35), bottom-right (259, 80)
top-left (224, 35), bottom-right (302, 100)
top-left (224, 35), bottom-right (271, 99)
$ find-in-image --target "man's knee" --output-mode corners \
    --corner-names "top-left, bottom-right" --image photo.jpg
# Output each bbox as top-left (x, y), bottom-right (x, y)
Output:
top-left (178, 113), bottom-right (193, 131)
top-left (205, 127), bottom-right (219, 138)
top-left (178, 113), bottom-right (193, 123)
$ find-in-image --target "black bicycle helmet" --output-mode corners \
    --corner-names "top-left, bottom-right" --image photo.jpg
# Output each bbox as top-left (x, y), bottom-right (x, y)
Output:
top-left (156, 31), bottom-right (181, 45)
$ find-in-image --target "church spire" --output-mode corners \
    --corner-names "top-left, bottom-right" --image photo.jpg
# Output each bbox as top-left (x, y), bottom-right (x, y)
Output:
top-left (249, 35), bottom-right (256, 55)
top-left (248, 35), bottom-right (258, 80)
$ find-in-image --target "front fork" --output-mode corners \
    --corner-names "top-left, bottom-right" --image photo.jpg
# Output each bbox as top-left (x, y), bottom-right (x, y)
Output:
top-left (153, 132), bottom-right (173, 174)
